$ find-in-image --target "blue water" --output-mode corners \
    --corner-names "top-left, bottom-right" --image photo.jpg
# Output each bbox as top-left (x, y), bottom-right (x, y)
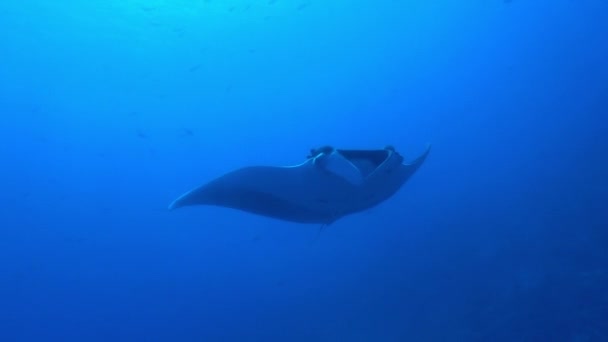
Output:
top-left (1, 0), bottom-right (607, 341)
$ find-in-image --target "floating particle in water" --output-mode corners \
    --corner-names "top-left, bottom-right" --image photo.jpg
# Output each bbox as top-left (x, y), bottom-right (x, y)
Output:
top-left (173, 27), bottom-right (185, 34)
top-left (13, 271), bottom-right (25, 281)
top-left (296, 2), bottom-right (309, 10)
top-left (64, 236), bottom-right (87, 244)
top-left (188, 64), bottom-right (201, 73)
top-left (180, 128), bottom-right (195, 137)
top-left (136, 129), bottom-right (148, 139)
top-left (34, 136), bottom-right (48, 143)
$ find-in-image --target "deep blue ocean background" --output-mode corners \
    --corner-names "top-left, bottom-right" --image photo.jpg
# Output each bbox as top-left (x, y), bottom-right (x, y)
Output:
top-left (1, 0), bottom-right (607, 341)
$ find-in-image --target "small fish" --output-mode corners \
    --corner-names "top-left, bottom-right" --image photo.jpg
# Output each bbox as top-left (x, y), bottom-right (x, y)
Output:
top-left (13, 271), bottom-right (25, 281)
top-left (64, 236), bottom-right (87, 244)
top-left (188, 64), bottom-right (201, 73)
top-left (296, 2), bottom-right (309, 10)
top-left (136, 129), bottom-right (148, 139)
top-left (180, 128), bottom-right (194, 137)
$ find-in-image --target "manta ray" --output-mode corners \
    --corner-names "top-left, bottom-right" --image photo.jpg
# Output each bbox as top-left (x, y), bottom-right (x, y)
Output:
top-left (169, 144), bottom-right (430, 224)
